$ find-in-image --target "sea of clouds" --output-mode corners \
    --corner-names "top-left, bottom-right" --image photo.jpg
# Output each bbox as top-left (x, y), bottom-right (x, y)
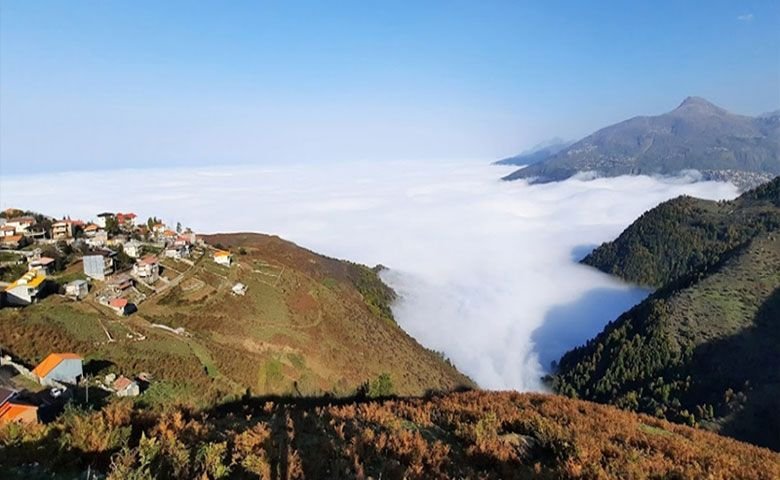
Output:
top-left (0, 161), bottom-right (739, 390)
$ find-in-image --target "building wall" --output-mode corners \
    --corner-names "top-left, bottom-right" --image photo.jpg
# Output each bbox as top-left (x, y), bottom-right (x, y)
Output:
top-left (83, 255), bottom-right (109, 280)
top-left (4, 286), bottom-right (32, 306)
top-left (42, 359), bottom-right (83, 386)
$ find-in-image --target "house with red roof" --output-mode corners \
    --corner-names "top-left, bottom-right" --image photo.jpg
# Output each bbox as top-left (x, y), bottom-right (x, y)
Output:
top-left (113, 375), bottom-right (140, 397)
top-left (109, 297), bottom-right (129, 316)
top-left (116, 212), bottom-right (137, 230)
top-left (32, 353), bottom-right (83, 386)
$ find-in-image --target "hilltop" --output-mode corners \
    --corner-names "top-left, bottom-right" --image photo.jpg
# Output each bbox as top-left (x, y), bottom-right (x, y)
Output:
top-left (3, 390), bottom-right (778, 479)
top-left (503, 97), bottom-right (780, 189)
top-left (550, 178), bottom-right (780, 450)
top-left (581, 176), bottom-right (780, 287)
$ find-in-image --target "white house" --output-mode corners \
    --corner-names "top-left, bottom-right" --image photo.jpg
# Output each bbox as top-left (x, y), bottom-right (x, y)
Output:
top-left (124, 240), bottom-right (142, 258)
top-left (95, 213), bottom-right (114, 229)
top-left (87, 231), bottom-right (109, 248)
top-left (165, 245), bottom-right (190, 259)
top-left (65, 279), bottom-right (89, 300)
top-left (4, 272), bottom-right (47, 306)
top-left (4, 217), bottom-right (35, 234)
top-left (232, 283), bottom-right (247, 296)
top-left (32, 353), bottom-right (83, 386)
top-left (113, 376), bottom-right (140, 397)
top-left (213, 250), bottom-right (232, 266)
top-left (28, 257), bottom-right (55, 275)
top-left (133, 255), bottom-right (159, 282)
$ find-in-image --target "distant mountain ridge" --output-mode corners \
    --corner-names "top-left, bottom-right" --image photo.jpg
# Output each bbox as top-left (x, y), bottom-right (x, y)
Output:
top-left (503, 97), bottom-right (780, 189)
top-left (494, 137), bottom-right (573, 166)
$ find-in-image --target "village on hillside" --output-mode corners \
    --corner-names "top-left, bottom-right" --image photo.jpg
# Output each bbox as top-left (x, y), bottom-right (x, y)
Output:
top-left (0, 208), bottom-right (243, 426)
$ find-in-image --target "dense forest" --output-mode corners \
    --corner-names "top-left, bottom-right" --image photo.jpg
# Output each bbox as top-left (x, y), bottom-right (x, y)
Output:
top-left (582, 177), bottom-right (780, 287)
top-left (551, 177), bottom-right (780, 451)
top-left (3, 391), bottom-right (778, 479)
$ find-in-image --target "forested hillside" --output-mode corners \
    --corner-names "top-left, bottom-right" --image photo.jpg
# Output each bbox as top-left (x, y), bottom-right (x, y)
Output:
top-left (551, 178), bottom-right (780, 450)
top-left (3, 391), bottom-right (778, 479)
top-left (582, 176), bottom-right (780, 287)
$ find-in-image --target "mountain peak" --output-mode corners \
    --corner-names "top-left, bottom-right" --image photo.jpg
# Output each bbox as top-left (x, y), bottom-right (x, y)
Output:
top-left (673, 96), bottom-right (726, 115)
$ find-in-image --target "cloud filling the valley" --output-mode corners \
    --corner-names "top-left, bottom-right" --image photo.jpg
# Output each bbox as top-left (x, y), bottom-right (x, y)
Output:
top-left (0, 161), bottom-right (740, 390)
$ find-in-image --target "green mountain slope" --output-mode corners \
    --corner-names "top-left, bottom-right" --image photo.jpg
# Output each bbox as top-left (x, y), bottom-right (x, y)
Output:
top-left (0, 233), bottom-right (472, 407)
top-left (581, 176), bottom-right (780, 287)
top-left (504, 97), bottom-right (780, 189)
top-left (551, 227), bottom-right (780, 450)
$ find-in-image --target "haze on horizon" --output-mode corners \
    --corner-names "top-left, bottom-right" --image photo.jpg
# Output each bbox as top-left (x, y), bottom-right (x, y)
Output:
top-left (1, 1), bottom-right (779, 175)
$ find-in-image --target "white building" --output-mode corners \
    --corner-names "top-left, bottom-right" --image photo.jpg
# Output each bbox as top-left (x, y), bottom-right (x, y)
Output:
top-left (4, 272), bottom-right (46, 306)
top-left (113, 376), bottom-right (140, 397)
top-left (213, 250), bottom-right (232, 266)
top-left (124, 240), bottom-right (142, 258)
top-left (133, 255), bottom-right (159, 282)
top-left (65, 279), bottom-right (89, 300)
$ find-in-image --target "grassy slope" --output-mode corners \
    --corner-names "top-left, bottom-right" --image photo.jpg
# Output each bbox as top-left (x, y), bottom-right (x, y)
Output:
top-left (0, 233), bottom-right (472, 407)
top-left (3, 391), bottom-right (779, 479)
top-left (552, 231), bottom-right (780, 450)
top-left (581, 176), bottom-right (780, 287)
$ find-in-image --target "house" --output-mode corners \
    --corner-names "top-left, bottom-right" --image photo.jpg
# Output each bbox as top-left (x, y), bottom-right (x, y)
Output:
top-left (87, 230), bottom-right (109, 248)
top-left (95, 212), bottom-right (114, 229)
top-left (4, 217), bottom-right (35, 234)
top-left (116, 212), bottom-right (137, 230)
top-left (124, 240), bottom-right (142, 258)
top-left (83, 223), bottom-right (100, 237)
top-left (164, 244), bottom-right (190, 259)
top-left (0, 235), bottom-right (25, 249)
top-left (29, 257), bottom-right (56, 275)
top-left (109, 297), bottom-right (129, 316)
top-left (4, 272), bottom-right (47, 306)
top-left (173, 235), bottom-right (192, 247)
top-left (213, 250), bottom-right (232, 266)
top-left (151, 223), bottom-right (166, 235)
top-left (133, 255), bottom-right (159, 282)
top-left (232, 282), bottom-right (247, 296)
top-left (65, 279), bottom-right (89, 300)
top-left (113, 376), bottom-right (140, 397)
top-left (32, 353), bottom-right (83, 386)
top-left (107, 274), bottom-right (134, 293)
top-left (161, 229), bottom-right (177, 244)
top-left (83, 250), bottom-right (116, 280)
top-left (52, 219), bottom-right (83, 239)
top-left (0, 225), bottom-right (16, 237)
top-left (0, 388), bottom-right (38, 425)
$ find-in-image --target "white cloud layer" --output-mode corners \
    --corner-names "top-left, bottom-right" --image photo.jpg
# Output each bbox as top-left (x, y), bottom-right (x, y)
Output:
top-left (0, 161), bottom-right (739, 390)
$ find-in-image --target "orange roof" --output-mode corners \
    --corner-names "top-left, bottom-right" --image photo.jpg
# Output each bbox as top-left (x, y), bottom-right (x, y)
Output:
top-left (214, 250), bottom-right (231, 257)
top-left (1, 234), bottom-right (22, 244)
top-left (113, 375), bottom-right (134, 391)
top-left (32, 353), bottom-right (82, 379)
top-left (110, 298), bottom-right (128, 308)
top-left (0, 402), bottom-right (38, 423)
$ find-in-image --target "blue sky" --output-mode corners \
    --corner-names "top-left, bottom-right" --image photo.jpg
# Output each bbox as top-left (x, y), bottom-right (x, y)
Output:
top-left (1, 1), bottom-right (778, 174)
